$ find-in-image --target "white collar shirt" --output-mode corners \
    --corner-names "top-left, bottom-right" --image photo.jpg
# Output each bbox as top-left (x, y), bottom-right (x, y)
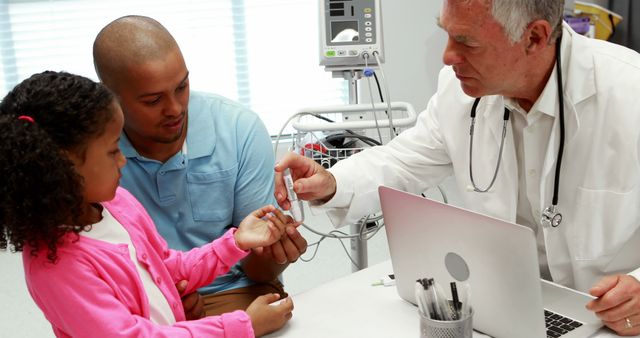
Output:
top-left (504, 67), bottom-right (561, 281)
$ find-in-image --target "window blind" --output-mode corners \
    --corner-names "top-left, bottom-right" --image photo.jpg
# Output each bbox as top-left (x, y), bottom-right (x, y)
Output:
top-left (0, 0), bottom-right (347, 134)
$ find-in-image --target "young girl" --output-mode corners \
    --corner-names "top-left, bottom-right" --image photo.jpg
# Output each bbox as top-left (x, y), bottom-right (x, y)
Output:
top-left (0, 71), bottom-right (294, 337)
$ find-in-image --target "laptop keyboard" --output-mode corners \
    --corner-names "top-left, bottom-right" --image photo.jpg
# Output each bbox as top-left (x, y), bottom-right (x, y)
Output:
top-left (545, 309), bottom-right (583, 338)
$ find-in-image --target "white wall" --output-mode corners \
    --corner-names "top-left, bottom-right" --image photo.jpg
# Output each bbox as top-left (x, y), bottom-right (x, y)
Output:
top-left (363, 0), bottom-right (446, 113)
top-left (0, 252), bottom-right (53, 337)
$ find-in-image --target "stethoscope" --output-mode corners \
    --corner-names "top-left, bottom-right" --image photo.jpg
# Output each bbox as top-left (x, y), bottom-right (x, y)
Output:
top-left (468, 37), bottom-right (566, 228)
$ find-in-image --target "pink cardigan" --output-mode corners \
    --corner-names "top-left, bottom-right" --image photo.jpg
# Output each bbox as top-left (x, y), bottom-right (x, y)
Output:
top-left (23, 187), bottom-right (254, 337)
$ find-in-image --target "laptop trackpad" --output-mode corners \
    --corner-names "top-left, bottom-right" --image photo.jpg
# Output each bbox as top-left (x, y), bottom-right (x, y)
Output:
top-left (541, 279), bottom-right (600, 325)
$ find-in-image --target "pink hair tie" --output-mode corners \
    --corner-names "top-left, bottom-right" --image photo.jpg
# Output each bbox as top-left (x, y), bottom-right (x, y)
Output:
top-left (18, 115), bottom-right (35, 123)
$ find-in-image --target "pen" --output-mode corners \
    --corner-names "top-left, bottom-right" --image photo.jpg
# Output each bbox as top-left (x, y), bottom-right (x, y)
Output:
top-left (432, 278), bottom-right (453, 321)
top-left (426, 278), bottom-right (448, 321)
top-left (419, 278), bottom-right (437, 320)
top-left (415, 280), bottom-right (428, 316)
top-left (450, 282), bottom-right (460, 320)
top-left (460, 281), bottom-right (471, 317)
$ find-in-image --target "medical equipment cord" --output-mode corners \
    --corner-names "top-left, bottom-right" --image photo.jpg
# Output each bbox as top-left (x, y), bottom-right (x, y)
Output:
top-left (298, 214), bottom-right (385, 269)
top-left (273, 112), bottom-right (386, 268)
top-left (363, 53), bottom-right (385, 144)
top-left (373, 72), bottom-right (399, 136)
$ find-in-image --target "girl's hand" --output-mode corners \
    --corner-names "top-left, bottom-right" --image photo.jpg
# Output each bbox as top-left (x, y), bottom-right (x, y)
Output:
top-left (246, 293), bottom-right (294, 337)
top-left (235, 205), bottom-right (288, 251)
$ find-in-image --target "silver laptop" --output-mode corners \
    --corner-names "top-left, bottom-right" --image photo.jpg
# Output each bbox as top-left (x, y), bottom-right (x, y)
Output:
top-left (379, 185), bottom-right (603, 338)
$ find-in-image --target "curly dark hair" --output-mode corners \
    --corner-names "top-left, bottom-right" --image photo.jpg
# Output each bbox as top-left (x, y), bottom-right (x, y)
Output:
top-left (0, 71), bottom-right (115, 262)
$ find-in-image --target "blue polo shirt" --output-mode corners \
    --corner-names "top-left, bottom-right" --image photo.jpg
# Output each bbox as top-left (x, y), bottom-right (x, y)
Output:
top-left (119, 91), bottom-right (276, 294)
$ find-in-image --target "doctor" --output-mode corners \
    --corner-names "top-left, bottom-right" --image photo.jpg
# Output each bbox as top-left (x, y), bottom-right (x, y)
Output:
top-left (275, 0), bottom-right (640, 335)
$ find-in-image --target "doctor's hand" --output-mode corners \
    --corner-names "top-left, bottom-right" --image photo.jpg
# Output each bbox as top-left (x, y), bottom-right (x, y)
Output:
top-left (256, 225), bottom-right (308, 265)
top-left (274, 152), bottom-right (337, 209)
top-left (586, 274), bottom-right (640, 335)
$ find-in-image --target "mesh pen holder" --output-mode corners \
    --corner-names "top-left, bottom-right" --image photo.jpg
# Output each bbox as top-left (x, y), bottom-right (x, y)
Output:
top-left (419, 308), bottom-right (473, 338)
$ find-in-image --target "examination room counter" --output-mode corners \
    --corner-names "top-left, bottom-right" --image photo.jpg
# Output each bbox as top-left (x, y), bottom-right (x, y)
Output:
top-left (264, 260), bottom-right (618, 338)
top-left (0, 251), bottom-right (621, 337)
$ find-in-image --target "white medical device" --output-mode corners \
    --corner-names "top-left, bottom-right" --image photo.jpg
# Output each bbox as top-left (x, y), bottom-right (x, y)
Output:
top-left (283, 168), bottom-right (304, 222)
top-left (319, 0), bottom-right (384, 70)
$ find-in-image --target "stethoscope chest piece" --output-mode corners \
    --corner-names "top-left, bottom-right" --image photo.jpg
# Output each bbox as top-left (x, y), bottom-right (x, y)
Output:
top-left (541, 205), bottom-right (562, 228)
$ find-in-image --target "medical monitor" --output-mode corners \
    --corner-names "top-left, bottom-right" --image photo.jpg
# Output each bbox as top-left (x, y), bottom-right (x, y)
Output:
top-left (319, 0), bottom-right (385, 70)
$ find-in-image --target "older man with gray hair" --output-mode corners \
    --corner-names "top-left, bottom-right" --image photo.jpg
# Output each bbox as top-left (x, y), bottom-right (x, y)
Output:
top-left (274, 0), bottom-right (640, 335)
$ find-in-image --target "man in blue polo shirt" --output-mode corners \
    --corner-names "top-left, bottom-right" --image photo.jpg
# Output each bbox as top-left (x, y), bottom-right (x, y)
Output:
top-left (93, 15), bottom-right (307, 318)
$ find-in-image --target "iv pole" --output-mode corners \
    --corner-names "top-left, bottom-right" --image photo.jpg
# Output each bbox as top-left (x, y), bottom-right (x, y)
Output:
top-left (335, 68), bottom-right (368, 272)
top-left (317, 0), bottom-right (387, 272)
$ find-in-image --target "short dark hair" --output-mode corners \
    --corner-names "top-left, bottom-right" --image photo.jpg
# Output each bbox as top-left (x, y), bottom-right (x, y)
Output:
top-left (0, 71), bottom-right (115, 262)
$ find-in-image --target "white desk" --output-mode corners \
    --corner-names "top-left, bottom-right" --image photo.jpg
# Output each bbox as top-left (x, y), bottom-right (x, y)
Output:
top-left (265, 260), bottom-right (619, 338)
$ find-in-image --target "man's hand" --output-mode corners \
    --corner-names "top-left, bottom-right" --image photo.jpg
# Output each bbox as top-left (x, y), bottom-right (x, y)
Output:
top-left (255, 226), bottom-right (307, 265)
top-left (586, 274), bottom-right (640, 335)
top-left (176, 280), bottom-right (205, 320)
top-left (242, 211), bottom-right (306, 282)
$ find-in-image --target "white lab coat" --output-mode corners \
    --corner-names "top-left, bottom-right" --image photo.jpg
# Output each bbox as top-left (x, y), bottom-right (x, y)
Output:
top-left (321, 23), bottom-right (640, 291)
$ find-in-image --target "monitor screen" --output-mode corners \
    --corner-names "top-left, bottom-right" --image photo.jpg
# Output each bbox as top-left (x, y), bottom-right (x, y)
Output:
top-left (330, 21), bottom-right (359, 43)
